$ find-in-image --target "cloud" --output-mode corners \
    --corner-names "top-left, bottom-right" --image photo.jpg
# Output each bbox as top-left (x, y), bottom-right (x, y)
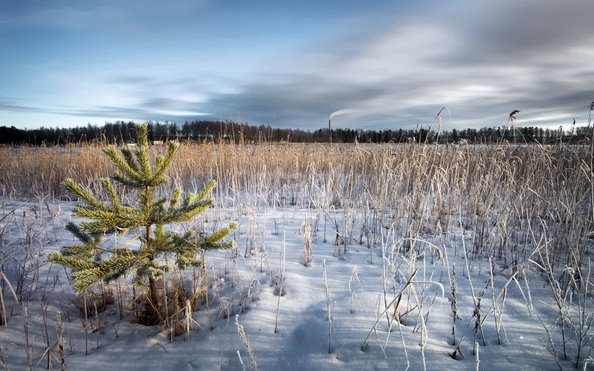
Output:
top-left (197, 0), bottom-right (594, 130)
top-left (2, 0), bottom-right (593, 131)
top-left (447, 0), bottom-right (594, 64)
top-left (0, 96), bottom-right (211, 125)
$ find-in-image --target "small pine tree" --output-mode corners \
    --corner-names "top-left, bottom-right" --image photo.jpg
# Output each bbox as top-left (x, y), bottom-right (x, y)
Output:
top-left (49, 124), bottom-right (236, 325)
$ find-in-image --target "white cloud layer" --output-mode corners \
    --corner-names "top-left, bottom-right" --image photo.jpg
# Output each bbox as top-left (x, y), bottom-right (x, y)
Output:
top-left (1, 0), bottom-right (593, 131)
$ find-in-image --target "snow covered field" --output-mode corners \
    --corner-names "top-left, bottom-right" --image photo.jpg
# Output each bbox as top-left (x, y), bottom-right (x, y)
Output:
top-left (0, 143), bottom-right (593, 370)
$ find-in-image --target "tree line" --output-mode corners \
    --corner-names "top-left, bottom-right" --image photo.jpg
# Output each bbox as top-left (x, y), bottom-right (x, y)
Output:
top-left (0, 120), bottom-right (590, 145)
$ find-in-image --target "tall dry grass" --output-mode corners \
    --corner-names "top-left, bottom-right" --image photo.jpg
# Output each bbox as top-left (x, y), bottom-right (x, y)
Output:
top-left (1, 139), bottom-right (593, 368)
top-left (1, 141), bottom-right (591, 267)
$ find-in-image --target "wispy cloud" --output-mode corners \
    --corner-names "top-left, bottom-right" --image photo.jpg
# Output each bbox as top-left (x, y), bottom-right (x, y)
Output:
top-left (1, 0), bottom-right (593, 130)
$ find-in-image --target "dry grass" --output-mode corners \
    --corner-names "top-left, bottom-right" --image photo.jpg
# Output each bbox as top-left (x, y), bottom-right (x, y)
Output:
top-left (1, 139), bottom-right (593, 367)
top-left (2, 141), bottom-right (590, 283)
top-left (2, 143), bottom-right (590, 260)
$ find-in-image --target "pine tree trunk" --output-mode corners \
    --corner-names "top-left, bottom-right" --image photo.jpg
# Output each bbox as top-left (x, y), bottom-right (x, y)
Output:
top-left (144, 276), bottom-right (161, 325)
top-left (144, 211), bottom-right (161, 325)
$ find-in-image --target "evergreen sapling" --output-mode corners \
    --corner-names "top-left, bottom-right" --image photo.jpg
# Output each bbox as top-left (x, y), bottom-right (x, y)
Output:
top-left (49, 124), bottom-right (237, 325)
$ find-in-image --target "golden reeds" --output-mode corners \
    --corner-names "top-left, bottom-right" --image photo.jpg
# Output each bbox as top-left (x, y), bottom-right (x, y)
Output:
top-left (1, 141), bottom-right (590, 267)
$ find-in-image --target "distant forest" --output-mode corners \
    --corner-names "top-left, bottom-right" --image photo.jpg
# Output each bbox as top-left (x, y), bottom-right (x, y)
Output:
top-left (0, 120), bottom-right (590, 145)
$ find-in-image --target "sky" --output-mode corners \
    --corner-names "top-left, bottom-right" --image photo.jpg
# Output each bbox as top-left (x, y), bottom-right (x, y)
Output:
top-left (1, 0), bottom-right (594, 132)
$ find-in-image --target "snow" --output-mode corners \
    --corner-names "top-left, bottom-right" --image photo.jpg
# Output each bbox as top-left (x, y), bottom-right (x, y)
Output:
top-left (0, 197), bottom-right (591, 371)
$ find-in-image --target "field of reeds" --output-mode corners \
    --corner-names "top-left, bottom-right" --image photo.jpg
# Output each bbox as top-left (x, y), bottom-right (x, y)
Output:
top-left (0, 140), bottom-right (593, 370)
top-left (2, 142), bottom-right (591, 258)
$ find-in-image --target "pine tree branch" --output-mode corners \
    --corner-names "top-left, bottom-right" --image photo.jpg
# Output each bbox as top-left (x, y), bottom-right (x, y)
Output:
top-left (102, 178), bottom-right (122, 212)
top-left (169, 188), bottom-right (182, 210)
top-left (199, 222), bottom-right (238, 251)
top-left (196, 180), bottom-right (216, 201)
top-left (76, 208), bottom-right (145, 233)
top-left (111, 174), bottom-right (143, 189)
top-left (103, 146), bottom-right (144, 184)
top-left (65, 222), bottom-right (95, 244)
top-left (136, 143), bottom-right (153, 180)
top-left (63, 179), bottom-right (108, 211)
top-left (150, 142), bottom-right (178, 184)
top-left (120, 146), bottom-right (139, 173)
top-left (158, 199), bottom-right (213, 225)
top-left (47, 252), bottom-right (97, 272)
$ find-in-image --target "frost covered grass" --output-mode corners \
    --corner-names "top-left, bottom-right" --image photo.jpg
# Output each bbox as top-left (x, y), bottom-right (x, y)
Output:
top-left (0, 141), bottom-right (593, 370)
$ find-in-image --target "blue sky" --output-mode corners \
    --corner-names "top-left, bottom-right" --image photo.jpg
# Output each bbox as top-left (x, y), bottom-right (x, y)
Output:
top-left (1, 0), bottom-right (593, 132)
